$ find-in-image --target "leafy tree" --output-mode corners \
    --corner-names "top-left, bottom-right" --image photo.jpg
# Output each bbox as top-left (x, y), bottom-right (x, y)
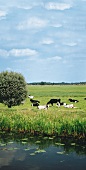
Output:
top-left (0, 71), bottom-right (27, 108)
top-left (40, 81), bottom-right (45, 85)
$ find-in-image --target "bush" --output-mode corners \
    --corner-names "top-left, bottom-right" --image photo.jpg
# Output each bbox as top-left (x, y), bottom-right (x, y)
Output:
top-left (0, 71), bottom-right (27, 108)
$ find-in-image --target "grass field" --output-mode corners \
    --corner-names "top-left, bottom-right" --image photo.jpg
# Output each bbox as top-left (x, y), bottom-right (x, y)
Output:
top-left (0, 85), bottom-right (86, 137)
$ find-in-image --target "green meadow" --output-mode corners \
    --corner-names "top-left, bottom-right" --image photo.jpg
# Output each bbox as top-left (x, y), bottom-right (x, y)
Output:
top-left (0, 85), bottom-right (86, 138)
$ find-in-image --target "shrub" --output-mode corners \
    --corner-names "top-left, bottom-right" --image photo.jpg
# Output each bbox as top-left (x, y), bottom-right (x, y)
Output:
top-left (0, 71), bottom-right (27, 108)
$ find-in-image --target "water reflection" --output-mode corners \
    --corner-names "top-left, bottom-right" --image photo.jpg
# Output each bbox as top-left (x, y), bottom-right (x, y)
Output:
top-left (0, 132), bottom-right (86, 170)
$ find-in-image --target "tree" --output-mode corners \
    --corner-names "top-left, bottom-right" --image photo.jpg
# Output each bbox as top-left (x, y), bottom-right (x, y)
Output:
top-left (0, 71), bottom-right (28, 108)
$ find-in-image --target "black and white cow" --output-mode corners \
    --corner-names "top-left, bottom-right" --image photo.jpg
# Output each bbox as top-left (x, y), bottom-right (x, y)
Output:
top-left (28, 95), bottom-right (34, 99)
top-left (30, 99), bottom-right (40, 104)
top-left (47, 98), bottom-right (61, 106)
top-left (69, 98), bottom-right (79, 103)
top-left (57, 102), bottom-right (66, 107)
top-left (37, 104), bottom-right (49, 110)
top-left (31, 102), bottom-right (39, 107)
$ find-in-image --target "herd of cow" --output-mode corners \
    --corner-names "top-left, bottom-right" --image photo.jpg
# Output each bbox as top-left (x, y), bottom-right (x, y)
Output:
top-left (28, 95), bottom-right (86, 110)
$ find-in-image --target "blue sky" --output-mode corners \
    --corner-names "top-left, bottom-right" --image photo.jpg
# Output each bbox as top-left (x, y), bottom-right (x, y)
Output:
top-left (0, 0), bottom-right (86, 83)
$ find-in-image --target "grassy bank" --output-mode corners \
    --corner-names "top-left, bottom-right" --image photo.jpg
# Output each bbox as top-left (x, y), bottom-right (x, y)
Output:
top-left (0, 85), bottom-right (86, 137)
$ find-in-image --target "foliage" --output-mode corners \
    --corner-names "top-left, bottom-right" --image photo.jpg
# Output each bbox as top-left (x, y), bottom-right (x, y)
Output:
top-left (0, 71), bottom-right (27, 108)
top-left (28, 82), bottom-right (86, 85)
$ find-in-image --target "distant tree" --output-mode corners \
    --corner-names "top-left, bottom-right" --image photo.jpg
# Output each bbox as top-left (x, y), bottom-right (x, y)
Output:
top-left (0, 71), bottom-right (27, 108)
top-left (40, 81), bottom-right (45, 85)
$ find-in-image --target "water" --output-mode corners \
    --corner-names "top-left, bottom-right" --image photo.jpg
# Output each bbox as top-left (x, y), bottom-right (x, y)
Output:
top-left (0, 132), bottom-right (86, 170)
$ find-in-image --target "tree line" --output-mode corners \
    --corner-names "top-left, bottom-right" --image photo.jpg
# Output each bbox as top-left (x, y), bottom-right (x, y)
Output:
top-left (28, 81), bottom-right (86, 85)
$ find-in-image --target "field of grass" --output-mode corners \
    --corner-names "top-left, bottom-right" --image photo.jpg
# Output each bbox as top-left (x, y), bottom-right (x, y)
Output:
top-left (0, 85), bottom-right (86, 137)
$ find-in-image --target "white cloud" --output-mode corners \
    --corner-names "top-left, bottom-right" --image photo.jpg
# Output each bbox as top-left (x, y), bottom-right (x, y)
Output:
top-left (0, 0), bottom-right (44, 11)
top-left (17, 5), bottom-right (32, 10)
top-left (41, 38), bottom-right (54, 45)
top-left (64, 42), bottom-right (77, 46)
top-left (44, 2), bottom-right (72, 10)
top-left (0, 48), bottom-right (38, 57)
top-left (17, 1), bottom-right (44, 10)
top-left (0, 49), bottom-right (9, 57)
top-left (51, 23), bottom-right (62, 28)
top-left (6, 67), bottom-right (13, 71)
top-left (51, 56), bottom-right (62, 60)
top-left (17, 17), bottom-right (47, 30)
top-left (46, 56), bottom-right (62, 61)
top-left (0, 10), bottom-right (7, 17)
top-left (9, 49), bottom-right (38, 57)
top-left (36, 56), bottom-right (62, 63)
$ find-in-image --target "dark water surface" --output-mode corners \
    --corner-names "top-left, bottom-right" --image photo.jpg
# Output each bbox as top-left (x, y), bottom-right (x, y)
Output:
top-left (0, 132), bottom-right (86, 170)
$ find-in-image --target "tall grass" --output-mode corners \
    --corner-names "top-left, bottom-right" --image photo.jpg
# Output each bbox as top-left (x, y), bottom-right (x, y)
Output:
top-left (0, 108), bottom-right (86, 137)
top-left (0, 85), bottom-right (86, 137)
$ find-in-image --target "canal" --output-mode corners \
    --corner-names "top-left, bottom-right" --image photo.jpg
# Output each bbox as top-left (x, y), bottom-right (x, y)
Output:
top-left (0, 132), bottom-right (86, 170)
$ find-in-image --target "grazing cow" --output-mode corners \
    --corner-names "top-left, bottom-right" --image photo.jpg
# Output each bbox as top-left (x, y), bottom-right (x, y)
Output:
top-left (69, 98), bottom-right (79, 103)
top-left (28, 95), bottom-right (34, 99)
top-left (30, 99), bottom-right (40, 104)
top-left (84, 98), bottom-right (86, 100)
top-left (37, 104), bottom-right (49, 110)
top-left (64, 103), bottom-right (77, 108)
top-left (57, 102), bottom-right (66, 107)
top-left (47, 98), bottom-right (61, 106)
top-left (64, 103), bottom-right (74, 108)
top-left (32, 102), bottom-right (39, 107)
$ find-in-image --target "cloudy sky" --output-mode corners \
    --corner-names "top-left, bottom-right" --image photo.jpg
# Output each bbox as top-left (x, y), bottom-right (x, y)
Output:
top-left (0, 0), bottom-right (86, 83)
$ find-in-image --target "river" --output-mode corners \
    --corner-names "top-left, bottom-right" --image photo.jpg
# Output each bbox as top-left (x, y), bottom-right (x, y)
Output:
top-left (0, 132), bottom-right (86, 170)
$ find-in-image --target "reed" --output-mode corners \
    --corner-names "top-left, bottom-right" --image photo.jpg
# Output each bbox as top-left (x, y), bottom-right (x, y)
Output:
top-left (0, 109), bottom-right (86, 137)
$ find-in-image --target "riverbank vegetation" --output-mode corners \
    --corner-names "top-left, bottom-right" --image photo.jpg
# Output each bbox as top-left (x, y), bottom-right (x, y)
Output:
top-left (0, 85), bottom-right (86, 138)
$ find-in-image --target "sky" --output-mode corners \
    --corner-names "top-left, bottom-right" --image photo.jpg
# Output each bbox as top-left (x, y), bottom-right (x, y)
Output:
top-left (0, 0), bottom-right (86, 83)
